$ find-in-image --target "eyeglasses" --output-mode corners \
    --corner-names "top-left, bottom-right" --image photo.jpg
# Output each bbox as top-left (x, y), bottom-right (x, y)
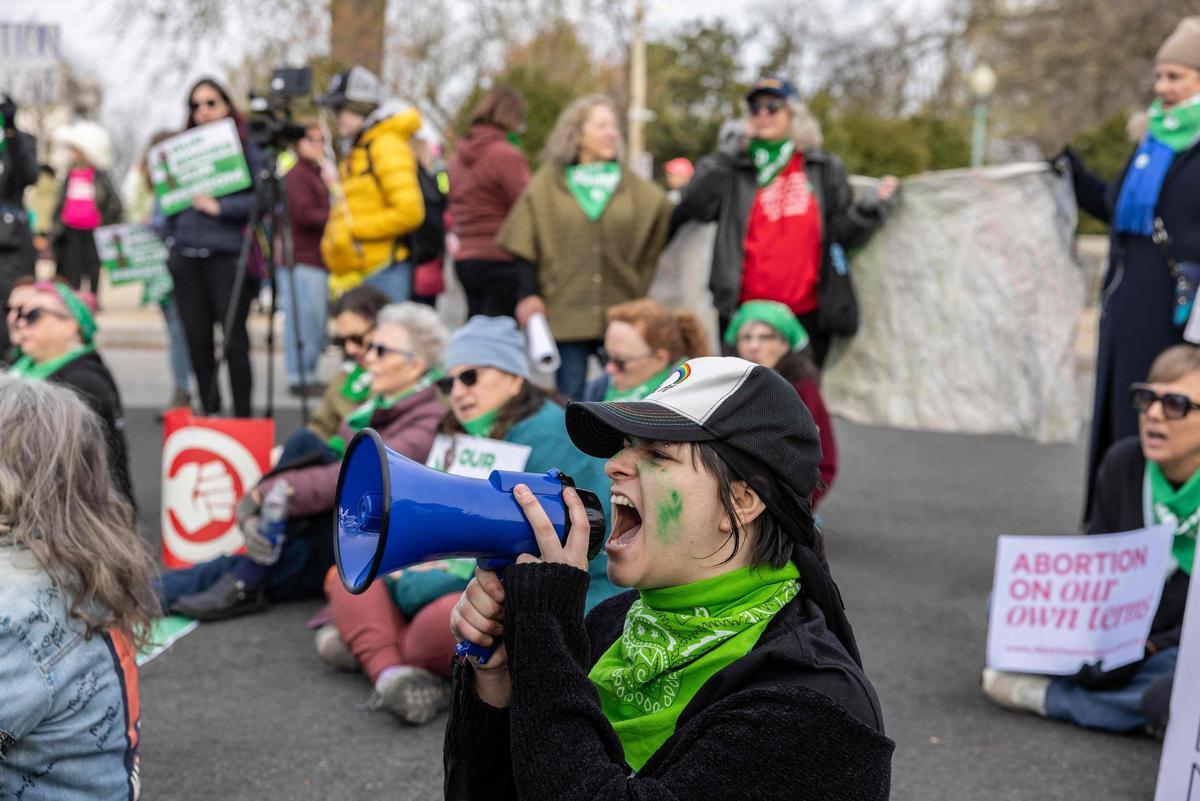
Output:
top-left (1130, 383), bottom-right (1200, 419)
top-left (9, 306), bottom-right (70, 326)
top-left (598, 347), bottom-right (654, 373)
top-left (189, 98), bottom-right (221, 111)
top-left (365, 342), bottom-right (416, 361)
top-left (435, 368), bottom-right (480, 395)
top-left (748, 99), bottom-right (785, 116)
top-left (331, 331), bottom-right (371, 351)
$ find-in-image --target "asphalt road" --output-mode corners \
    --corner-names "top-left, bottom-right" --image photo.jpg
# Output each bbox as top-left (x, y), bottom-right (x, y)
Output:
top-left (125, 406), bottom-right (1162, 801)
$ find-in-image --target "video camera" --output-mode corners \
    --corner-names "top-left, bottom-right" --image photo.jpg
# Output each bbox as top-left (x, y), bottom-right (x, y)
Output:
top-left (248, 66), bottom-right (312, 150)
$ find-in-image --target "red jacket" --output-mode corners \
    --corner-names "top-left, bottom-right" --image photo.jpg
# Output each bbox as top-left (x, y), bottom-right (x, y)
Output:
top-left (285, 158), bottom-right (331, 269)
top-left (447, 124), bottom-right (530, 262)
top-left (792, 376), bottom-right (838, 508)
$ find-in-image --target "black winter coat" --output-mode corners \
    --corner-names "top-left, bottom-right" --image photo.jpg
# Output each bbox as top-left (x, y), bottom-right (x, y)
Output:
top-left (159, 136), bottom-right (265, 255)
top-left (1068, 143), bottom-right (1200, 517)
top-left (444, 562), bottom-right (893, 801)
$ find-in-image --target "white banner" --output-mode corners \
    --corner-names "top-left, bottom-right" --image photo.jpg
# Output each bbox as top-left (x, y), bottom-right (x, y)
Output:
top-left (425, 434), bottom-right (531, 479)
top-left (986, 526), bottom-right (1174, 675)
top-left (0, 22), bottom-right (62, 106)
top-left (1154, 562), bottom-right (1200, 800)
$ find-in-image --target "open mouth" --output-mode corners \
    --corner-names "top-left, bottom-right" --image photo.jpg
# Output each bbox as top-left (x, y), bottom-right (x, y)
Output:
top-left (1145, 429), bottom-right (1169, 444)
top-left (608, 493), bottom-right (642, 551)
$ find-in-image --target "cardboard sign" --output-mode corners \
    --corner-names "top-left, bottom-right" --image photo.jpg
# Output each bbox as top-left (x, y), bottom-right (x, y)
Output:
top-left (986, 526), bottom-right (1174, 675)
top-left (1154, 562), bottom-right (1200, 800)
top-left (160, 409), bottom-right (274, 568)
top-left (94, 223), bottom-right (169, 285)
top-left (425, 433), bottom-right (531, 479)
top-left (147, 119), bottom-right (252, 216)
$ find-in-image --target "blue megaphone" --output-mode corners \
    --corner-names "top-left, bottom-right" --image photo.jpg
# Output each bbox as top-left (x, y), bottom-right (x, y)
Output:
top-left (334, 429), bottom-right (607, 660)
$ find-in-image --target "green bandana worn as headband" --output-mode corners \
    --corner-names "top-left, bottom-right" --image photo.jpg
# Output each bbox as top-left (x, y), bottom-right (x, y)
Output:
top-left (724, 300), bottom-right (809, 352)
top-left (42, 283), bottom-right (97, 344)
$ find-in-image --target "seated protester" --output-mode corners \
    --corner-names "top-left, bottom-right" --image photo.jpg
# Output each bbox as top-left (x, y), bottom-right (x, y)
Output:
top-left (2, 276), bottom-right (37, 365)
top-left (0, 376), bottom-right (159, 800)
top-left (306, 284), bottom-right (391, 440)
top-left (319, 314), bottom-right (622, 725)
top-left (445, 356), bottom-right (893, 799)
top-left (5, 279), bottom-right (133, 504)
top-left (727, 300), bottom-right (837, 506)
top-left (983, 344), bottom-right (1197, 734)
top-left (164, 303), bottom-right (447, 620)
top-left (582, 298), bottom-right (709, 402)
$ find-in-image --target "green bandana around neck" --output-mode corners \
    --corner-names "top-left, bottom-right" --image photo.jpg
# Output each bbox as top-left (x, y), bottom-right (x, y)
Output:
top-left (327, 369), bottom-right (441, 457)
top-left (340, 363), bottom-right (373, 404)
top-left (588, 562), bottom-right (801, 771)
top-left (1146, 461), bottom-right (1200, 575)
top-left (461, 407), bottom-right (502, 438)
top-left (724, 300), bottom-right (809, 352)
top-left (8, 344), bottom-right (96, 382)
top-left (604, 360), bottom-right (684, 403)
top-left (565, 162), bottom-right (622, 221)
top-left (1148, 95), bottom-right (1200, 153)
top-left (748, 138), bottom-right (795, 187)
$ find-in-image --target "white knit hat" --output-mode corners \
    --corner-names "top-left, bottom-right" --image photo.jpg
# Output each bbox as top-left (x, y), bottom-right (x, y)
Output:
top-left (54, 120), bottom-right (114, 171)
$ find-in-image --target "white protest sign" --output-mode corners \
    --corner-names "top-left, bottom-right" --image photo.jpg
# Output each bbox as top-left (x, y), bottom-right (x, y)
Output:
top-left (94, 224), bottom-right (169, 284)
top-left (425, 434), bottom-right (531, 479)
top-left (1154, 564), bottom-right (1200, 801)
top-left (147, 119), bottom-right (252, 216)
top-left (987, 526), bottom-right (1174, 675)
top-left (0, 22), bottom-right (62, 106)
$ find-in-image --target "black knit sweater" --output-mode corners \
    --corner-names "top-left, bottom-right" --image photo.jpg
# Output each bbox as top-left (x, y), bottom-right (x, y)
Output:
top-left (443, 562), bottom-right (893, 800)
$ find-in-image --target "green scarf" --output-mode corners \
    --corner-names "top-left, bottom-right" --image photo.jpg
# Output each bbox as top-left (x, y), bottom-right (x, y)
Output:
top-left (748, 138), bottom-right (795, 187)
top-left (8, 344), bottom-right (96, 381)
top-left (603, 360), bottom-right (684, 403)
top-left (1146, 462), bottom-right (1200, 575)
top-left (327, 369), bottom-right (441, 456)
top-left (339, 364), bottom-right (373, 404)
top-left (461, 407), bottom-right (501, 438)
top-left (588, 563), bottom-right (801, 771)
top-left (1148, 95), bottom-right (1200, 153)
top-left (565, 162), bottom-right (621, 221)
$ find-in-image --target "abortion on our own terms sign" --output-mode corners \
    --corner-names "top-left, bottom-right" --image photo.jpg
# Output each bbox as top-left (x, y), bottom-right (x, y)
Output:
top-left (1154, 557), bottom-right (1200, 801)
top-left (986, 526), bottom-right (1174, 675)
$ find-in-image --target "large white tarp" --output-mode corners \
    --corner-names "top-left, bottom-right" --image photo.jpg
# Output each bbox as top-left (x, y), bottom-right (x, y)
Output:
top-left (823, 163), bottom-right (1087, 443)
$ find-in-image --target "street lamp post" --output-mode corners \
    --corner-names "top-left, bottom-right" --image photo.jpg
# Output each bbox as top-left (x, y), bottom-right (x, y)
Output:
top-left (968, 63), bottom-right (997, 168)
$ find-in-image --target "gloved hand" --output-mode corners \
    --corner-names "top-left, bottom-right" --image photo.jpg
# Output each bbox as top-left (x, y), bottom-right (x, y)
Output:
top-left (1049, 145), bottom-right (1079, 177)
top-left (236, 493), bottom-right (274, 564)
top-left (0, 95), bottom-right (16, 129)
top-left (1069, 655), bottom-right (1143, 690)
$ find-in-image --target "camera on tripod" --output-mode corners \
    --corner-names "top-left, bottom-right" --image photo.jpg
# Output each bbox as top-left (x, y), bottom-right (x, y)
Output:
top-left (248, 66), bottom-right (312, 150)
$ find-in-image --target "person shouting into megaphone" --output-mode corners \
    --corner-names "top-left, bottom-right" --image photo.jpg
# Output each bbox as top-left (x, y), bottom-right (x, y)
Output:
top-left (445, 356), bottom-right (892, 799)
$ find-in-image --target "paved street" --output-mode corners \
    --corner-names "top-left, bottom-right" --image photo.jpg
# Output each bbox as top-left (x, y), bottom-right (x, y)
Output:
top-left (116, 349), bottom-right (1161, 800)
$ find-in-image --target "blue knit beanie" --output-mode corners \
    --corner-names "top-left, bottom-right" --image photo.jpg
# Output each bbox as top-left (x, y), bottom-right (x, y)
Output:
top-left (445, 315), bottom-right (531, 379)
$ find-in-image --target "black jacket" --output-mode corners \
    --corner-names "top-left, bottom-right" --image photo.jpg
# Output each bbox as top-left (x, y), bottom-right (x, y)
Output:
top-left (444, 562), bottom-right (892, 801)
top-left (49, 167), bottom-right (123, 239)
top-left (159, 136), bottom-right (265, 255)
top-left (669, 141), bottom-right (891, 323)
top-left (48, 351), bottom-right (134, 505)
top-left (1089, 436), bottom-right (1189, 652)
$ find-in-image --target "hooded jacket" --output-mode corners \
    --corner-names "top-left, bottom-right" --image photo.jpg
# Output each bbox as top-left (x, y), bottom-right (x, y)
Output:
top-left (158, 133), bottom-right (265, 255)
top-left (447, 124), bottom-right (531, 262)
top-left (321, 105), bottom-right (425, 294)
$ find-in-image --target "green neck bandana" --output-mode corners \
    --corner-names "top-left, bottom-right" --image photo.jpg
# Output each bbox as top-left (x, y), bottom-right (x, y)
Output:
top-left (461, 407), bottom-right (502, 438)
top-left (1148, 95), bottom-right (1200, 153)
top-left (724, 300), bottom-right (810, 351)
top-left (339, 363), bottom-right (373, 404)
top-left (1147, 462), bottom-right (1200, 575)
top-left (748, 138), bottom-right (795, 187)
top-left (604, 360), bottom-right (683, 403)
top-left (565, 162), bottom-right (621, 221)
top-left (588, 562), bottom-right (801, 771)
top-left (327, 369), bottom-right (441, 456)
top-left (8, 344), bottom-right (96, 381)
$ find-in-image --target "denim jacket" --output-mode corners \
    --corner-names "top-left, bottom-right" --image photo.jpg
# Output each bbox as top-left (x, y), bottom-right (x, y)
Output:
top-left (0, 547), bottom-right (141, 801)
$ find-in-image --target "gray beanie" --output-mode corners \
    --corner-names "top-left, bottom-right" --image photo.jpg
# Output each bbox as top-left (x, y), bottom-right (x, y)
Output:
top-left (445, 315), bottom-right (530, 379)
top-left (1157, 17), bottom-right (1200, 71)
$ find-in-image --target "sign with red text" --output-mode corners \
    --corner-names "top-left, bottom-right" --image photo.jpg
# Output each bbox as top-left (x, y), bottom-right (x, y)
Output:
top-left (1154, 560), bottom-right (1200, 801)
top-left (986, 526), bottom-right (1174, 675)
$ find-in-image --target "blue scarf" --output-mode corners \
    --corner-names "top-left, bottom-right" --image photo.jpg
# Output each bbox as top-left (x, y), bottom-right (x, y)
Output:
top-left (1113, 137), bottom-right (1175, 236)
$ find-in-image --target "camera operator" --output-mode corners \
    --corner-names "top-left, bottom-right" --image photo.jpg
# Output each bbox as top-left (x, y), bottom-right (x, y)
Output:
top-left (0, 94), bottom-right (39, 364)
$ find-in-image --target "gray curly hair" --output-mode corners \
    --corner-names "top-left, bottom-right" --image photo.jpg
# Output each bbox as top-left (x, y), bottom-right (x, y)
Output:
top-left (374, 302), bottom-right (449, 368)
top-left (541, 94), bottom-right (625, 167)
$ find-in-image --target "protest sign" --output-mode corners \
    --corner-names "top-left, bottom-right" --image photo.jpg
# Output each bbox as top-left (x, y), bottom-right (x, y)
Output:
top-left (136, 616), bottom-right (199, 667)
top-left (161, 408), bottom-right (274, 568)
top-left (1154, 562), bottom-right (1200, 800)
top-left (0, 22), bottom-right (62, 105)
top-left (425, 434), bottom-right (532, 479)
top-left (148, 118), bottom-right (252, 216)
top-left (94, 224), bottom-right (169, 284)
top-left (986, 526), bottom-right (1174, 675)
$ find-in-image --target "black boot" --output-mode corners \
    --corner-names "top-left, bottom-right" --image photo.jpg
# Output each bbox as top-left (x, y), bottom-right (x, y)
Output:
top-left (172, 573), bottom-right (267, 621)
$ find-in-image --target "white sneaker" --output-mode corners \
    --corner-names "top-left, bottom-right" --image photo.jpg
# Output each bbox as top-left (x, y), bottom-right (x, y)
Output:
top-left (314, 624), bottom-right (358, 672)
top-left (982, 668), bottom-right (1050, 716)
top-left (368, 666), bottom-right (453, 726)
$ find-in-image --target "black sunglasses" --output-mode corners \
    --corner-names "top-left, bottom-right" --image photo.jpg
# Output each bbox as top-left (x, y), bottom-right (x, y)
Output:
top-left (330, 332), bottom-right (371, 351)
top-left (598, 347), bottom-right (654, 373)
top-left (9, 306), bottom-right (69, 326)
top-left (365, 342), bottom-right (416, 360)
top-left (1130, 383), bottom-right (1200, 420)
top-left (435, 368), bottom-right (480, 395)
top-left (748, 99), bottom-right (785, 116)
top-left (189, 98), bottom-right (221, 111)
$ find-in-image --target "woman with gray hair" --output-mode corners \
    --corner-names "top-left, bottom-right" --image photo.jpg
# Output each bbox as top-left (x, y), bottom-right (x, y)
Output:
top-left (165, 302), bottom-right (448, 620)
top-left (498, 94), bottom-right (673, 399)
top-left (672, 75), bottom-right (898, 366)
top-left (0, 375), bottom-right (158, 799)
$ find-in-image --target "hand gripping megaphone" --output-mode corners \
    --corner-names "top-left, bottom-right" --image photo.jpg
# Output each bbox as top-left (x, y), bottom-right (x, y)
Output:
top-left (334, 429), bottom-right (607, 662)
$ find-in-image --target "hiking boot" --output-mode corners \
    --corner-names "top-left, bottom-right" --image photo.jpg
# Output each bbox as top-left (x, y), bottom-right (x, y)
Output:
top-left (367, 666), bottom-right (453, 726)
top-left (172, 573), bottom-right (267, 621)
top-left (982, 668), bottom-right (1050, 716)
top-left (168, 388), bottom-right (191, 409)
top-left (314, 624), bottom-right (358, 672)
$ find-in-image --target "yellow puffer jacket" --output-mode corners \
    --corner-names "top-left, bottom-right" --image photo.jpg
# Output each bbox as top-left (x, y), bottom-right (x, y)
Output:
top-left (322, 106), bottom-right (425, 295)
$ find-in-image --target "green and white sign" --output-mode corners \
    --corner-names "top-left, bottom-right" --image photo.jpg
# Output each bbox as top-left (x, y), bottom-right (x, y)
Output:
top-left (94, 223), bottom-right (169, 284)
top-left (425, 434), bottom-right (531, 479)
top-left (148, 118), bottom-right (252, 216)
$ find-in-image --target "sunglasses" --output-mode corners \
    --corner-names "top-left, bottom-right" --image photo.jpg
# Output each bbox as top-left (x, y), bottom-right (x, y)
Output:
top-left (365, 342), bottom-right (416, 360)
top-left (748, 99), bottom-right (785, 116)
top-left (9, 306), bottom-right (70, 326)
top-left (331, 331), bottom-right (371, 351)
top-left (598, 347), bottom-right (653, 373)
top-left (189, 98), bottom-right (222, 111)
top-left (1130, 383), bottom-right (1200, 420)
top-left (435, 368), bottom-right (480, 395)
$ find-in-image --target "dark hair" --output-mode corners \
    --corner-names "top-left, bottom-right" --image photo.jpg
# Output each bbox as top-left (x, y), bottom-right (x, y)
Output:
top-left (773, 349), bottom-right (820, 385)
top-left (469, 86), bottom-right (527, 133)
top-left (691, 441), bottom-right (823, 567)
top-left (440, 378), bottom-right (565, 438)
top-left (330, 285), bottom-right (391, 322)
top-left (186, 78), bottom-right (248, 139)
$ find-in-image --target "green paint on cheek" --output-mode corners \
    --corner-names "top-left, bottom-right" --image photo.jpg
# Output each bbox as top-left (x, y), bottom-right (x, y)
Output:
top-left (656, 489), bottom-right (683, 543)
